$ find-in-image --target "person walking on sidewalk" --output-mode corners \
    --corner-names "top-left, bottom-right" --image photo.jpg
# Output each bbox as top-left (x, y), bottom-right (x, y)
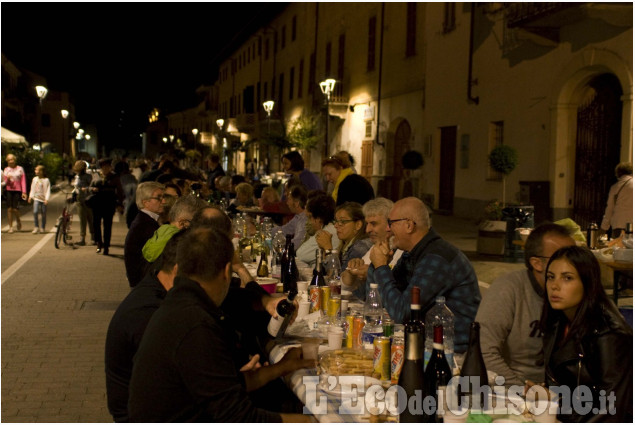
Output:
top-left (27, 165), bottom-right (51, 234)
top-left (90, 158), bottom-right (124, 255)
top-left (2, 153), bottom-right (27, 233)
top-left (72, 160), bottom-right (95, 245)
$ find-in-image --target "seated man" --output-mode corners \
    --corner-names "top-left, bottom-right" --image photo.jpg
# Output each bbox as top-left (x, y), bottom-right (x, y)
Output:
top-left (128, 227), bottom-right (314, 422)
top-left (475, 223), bottom-right (575, 386)
top-left (341, 197), bottom-right (403, 289)
top-left (124, 182), bottom-right (165, 287)
top-left (272, 184), bottom-right (308, 248)
top-left (356, 197), bottom-right (480, 356)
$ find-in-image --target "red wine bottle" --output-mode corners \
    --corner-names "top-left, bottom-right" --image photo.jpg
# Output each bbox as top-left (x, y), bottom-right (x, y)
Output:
top-left (267, 290), bottom-right (298, 338)
top-left (458, 322), bottom-right (489, 410)
top-left (398, 287), bottom-right (429, 422)
top-left (424, 325), bottom-right (452, 422)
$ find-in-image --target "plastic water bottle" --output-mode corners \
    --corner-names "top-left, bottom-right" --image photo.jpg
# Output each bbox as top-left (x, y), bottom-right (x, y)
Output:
top-left (424, 296), bottom-right (455, 368)
top-left (364, 283), bottom-right (384, 327)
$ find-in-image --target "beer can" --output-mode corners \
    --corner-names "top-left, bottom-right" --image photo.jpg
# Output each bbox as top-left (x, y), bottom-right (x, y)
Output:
top-left (373, 336), bottom-right (391, 381)
top-left (383, 318), bottom-right (394, 337)
top-left (327, 295), bottom-right (341, 318)
top-left (390, 335), bottom-right (405, 384)
top-left (352, 315), bottom-right (364, 350)
top-left (345, 315), bottom-right (354, 348)
top-left (308, 286), bottom-right (322, 313)
top-left (320, 286), bottom-right (331, 314)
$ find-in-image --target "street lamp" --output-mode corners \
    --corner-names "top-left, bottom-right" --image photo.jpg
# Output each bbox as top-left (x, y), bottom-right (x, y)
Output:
top-left (262, 100), bottom-right (274, 134)
top-left (192, 128), bottom-right (199, 148)
top-left (60, 110), bottom-right (69, 156)
top-left (319, 78), bottom-right (336, 157)
top-left (216, 119), bottom-right (224, 129)
top-left (72, 121), bottom-right (80, 157)
top-left (35, 85), bottom-right (48, 152)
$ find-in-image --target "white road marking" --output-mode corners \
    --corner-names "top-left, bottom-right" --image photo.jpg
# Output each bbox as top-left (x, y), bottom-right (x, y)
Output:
top-left (1, 231), bottom-right (55, 286)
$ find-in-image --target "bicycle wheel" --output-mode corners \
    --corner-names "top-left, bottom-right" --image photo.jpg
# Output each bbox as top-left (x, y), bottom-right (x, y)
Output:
top-left (54, 217), bottom-right (65, 249)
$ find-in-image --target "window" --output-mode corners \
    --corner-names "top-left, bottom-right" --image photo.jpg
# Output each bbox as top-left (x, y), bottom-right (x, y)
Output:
top-left (265, 38), bottom-right (270, 60)
top-left (336, 34), bottom-right (345, 97)
top-left (406, 3), bottom-right (416, 56)
top-left (325, 41), bottom-right (332, 77)
top-left (308, 53), bottom-right (316, 96)
top-left (298, 59), bottom-right (304, 98)
top-left (367, 16), bottom-right (377, 71)
top-left (278, 73), bottom-right (284, 103)
top-left (289, 67), bottom-right (295, 100)
top-left (488, 121), bottom-right (504, 180)
top-left (292, 15), bottom-right (297, 41)
top-left (281, 25), bottom-right (286, 49)
top-left (443, 2), bottom-right (456, 33)
top-left (365, 122), bottom-right (373, 138)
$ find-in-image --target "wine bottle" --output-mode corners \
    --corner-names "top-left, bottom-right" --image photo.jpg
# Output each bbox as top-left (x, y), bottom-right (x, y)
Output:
top-left (257, 251), bottom-right (269, 277)
top-left (310, 249), bottom-right (326, 287)
top-left (238, 222), bottom-right (251, 262)
top-left (458, 322), bottom-right (489, 410)
top-left (424, 325), bottom-right (452, 422)
top-left (267, 290), bottom-right (298, 338)
top-left (279, 234), bottom-right (293, 289)
top-left (283, 242), bottom-right (299, 294)
top-left (398, 287), bottom-right (428, 423)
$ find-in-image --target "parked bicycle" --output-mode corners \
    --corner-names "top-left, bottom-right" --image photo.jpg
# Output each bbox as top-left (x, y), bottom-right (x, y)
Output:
top-left (54, 186), bottom-right (77, 249)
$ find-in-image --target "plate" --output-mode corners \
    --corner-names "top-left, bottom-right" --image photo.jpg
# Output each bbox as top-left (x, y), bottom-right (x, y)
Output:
top-left (256, 277), bottom-right (278, 285)
top-left (318, 375), bottom-right (382, 397)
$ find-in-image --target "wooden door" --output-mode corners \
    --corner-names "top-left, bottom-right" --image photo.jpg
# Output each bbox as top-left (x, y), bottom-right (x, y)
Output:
top-left (361, 140), bottom-right (373, 179)
top-left (573, 74), bottom-right (622, 229)
top-left (438, 126), bottom-right (457, 213)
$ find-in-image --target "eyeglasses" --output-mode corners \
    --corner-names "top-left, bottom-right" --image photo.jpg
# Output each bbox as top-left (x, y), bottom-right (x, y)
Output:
top-left (147, 196), bottom-right (164, 201)
top-left (333, 219), bottom-right (355, 226)
top-left (387, 218), bottom-right (415, 227)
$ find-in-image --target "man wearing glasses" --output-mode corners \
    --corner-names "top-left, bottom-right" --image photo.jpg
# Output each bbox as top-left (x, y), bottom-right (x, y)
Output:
top-left (475, 223), bottom-right (574, 387)
top-left (358, 197), bottom-right (481, 360)
top-left (125, 182), bottom-right (166, 288)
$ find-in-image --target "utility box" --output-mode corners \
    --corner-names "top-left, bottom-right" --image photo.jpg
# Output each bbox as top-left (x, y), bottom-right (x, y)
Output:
top-left (519, 181), bottom-right (551, 225)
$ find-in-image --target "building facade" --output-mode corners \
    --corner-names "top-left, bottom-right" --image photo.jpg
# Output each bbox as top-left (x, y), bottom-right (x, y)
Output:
top-left (197, 3), bottom-right (633, 224)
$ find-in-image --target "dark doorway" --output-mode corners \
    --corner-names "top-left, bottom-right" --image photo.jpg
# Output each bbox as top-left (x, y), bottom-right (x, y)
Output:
top-left (390, 120), bottom-right (411, 200)
top-left (573, 74), bottom-right (622, 229)
top-left (438, 126), bottom-right (457, 213)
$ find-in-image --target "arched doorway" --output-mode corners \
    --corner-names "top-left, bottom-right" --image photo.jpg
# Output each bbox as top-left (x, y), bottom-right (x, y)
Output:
top-left (573, 74), bottom-right (623, 229)
top-left (390, 120), bottom-right (411, 200)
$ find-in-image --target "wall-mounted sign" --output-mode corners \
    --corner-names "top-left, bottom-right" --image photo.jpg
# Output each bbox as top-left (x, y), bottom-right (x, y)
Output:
top-left (363, 106), bottom-right (375, 122)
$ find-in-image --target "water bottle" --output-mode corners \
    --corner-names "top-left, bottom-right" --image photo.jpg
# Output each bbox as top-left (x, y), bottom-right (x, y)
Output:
top-left (425, 296), bottom-right (455, 368)
top-left (364, 283), bottom-right (383, 327)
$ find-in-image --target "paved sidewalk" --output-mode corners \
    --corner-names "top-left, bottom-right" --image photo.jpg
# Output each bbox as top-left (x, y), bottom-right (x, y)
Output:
top-left (0, 201), bottom-right (522, 423)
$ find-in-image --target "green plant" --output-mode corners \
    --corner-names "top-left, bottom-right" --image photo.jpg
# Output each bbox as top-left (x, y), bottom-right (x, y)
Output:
top-left (484, 200), bottom-right (503, 221)
top-left (287, 114), bottom-right (320, 150)
top-left (488, 145), bottom-right (519, 206)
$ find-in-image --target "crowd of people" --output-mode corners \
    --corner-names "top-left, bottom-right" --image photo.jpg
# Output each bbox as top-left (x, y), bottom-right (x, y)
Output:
top-left (2, 149), bottom-right (632, 422)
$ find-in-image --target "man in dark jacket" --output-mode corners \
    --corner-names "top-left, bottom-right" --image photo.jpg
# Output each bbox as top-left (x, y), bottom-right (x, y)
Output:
top-left (124, 182), bottom-right (165, 287)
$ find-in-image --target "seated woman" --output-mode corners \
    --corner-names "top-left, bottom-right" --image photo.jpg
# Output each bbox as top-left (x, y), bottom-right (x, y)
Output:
top-left (315, 202), bottom-right (373, 272)
top-left (227, 182), bottom-right (255, 216)
top-left (321, 156), bottom-right (374, 206)
top-left (296, 194), bottom-right (337, 266)
top-left (541, 245), bottom-right (632, 423)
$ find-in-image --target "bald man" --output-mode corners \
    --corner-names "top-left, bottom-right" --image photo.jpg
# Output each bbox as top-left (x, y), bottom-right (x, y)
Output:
top-left (356, 197), bottom-right (481, 357)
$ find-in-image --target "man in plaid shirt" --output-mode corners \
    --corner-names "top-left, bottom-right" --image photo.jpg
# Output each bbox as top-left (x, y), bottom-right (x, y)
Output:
top-left (355, 197), bottom-right (480, 355)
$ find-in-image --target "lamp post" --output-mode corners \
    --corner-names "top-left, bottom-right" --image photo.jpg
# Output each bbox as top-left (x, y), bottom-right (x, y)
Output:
top-left (216, 119), bottom-right (226, 170)
top-left (35, 85), bottom-right (48, 152)
top-left (262, 101), bottom-right (274, 173)
top-left (72, 121), bottom-right (80, 157)
top-left (319, 79), bottom-right (336, 158)
top-left (60, 109), bottom-right (69, 156)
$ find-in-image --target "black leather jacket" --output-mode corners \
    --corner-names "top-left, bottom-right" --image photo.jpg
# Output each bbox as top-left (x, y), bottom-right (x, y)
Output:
top-left (543, 304), bottom-right (632, 422)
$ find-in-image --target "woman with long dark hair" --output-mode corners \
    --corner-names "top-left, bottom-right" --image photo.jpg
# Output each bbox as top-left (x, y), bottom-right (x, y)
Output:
top-left (541, 245), bottom-right (632, 422)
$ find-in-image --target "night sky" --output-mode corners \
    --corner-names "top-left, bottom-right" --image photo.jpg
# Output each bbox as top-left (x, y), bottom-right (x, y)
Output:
top-left (2, 2), bottom-right (287, 149)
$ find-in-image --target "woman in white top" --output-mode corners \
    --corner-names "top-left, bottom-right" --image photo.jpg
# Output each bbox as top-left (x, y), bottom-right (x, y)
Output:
top-left (28, 165), bottom-right (51, 233)
top-left (600, 162), bottom-right (632, 238)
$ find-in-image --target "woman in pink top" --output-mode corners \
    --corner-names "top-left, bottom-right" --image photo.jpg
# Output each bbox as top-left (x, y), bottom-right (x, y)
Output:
top-left (2, 154), bottom-right (27, 233)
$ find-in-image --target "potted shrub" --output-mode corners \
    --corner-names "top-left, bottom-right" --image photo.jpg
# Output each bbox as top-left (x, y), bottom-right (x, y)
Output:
top-left (488, 145), bottom-right (519, 207)
top-left (477, 200), bottom-right (507, 255)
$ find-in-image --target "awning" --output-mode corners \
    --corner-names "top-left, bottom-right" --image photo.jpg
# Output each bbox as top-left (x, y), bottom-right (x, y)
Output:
top-left (1, 127), bottom-right (29, 146)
